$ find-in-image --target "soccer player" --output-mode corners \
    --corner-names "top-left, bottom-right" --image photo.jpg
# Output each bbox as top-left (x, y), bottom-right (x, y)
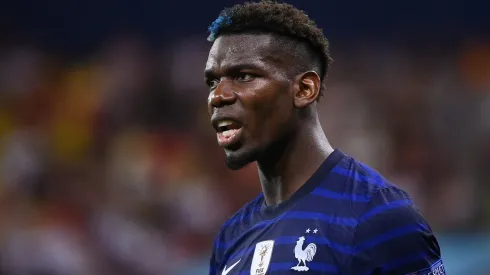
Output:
top-left (204, 2), bottom-right (444, 274)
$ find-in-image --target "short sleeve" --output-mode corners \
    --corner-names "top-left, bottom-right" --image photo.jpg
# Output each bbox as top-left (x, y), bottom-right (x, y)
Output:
top-left (346, 187), bottom-right (445, 275)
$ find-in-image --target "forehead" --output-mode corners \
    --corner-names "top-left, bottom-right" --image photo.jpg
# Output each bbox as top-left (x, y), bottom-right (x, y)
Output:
top-left (205, 34), bottom-right (284, 71)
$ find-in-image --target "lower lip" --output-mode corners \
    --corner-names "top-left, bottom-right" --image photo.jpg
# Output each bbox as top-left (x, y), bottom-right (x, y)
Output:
top-left (217, 127), bottom-right (243, 148)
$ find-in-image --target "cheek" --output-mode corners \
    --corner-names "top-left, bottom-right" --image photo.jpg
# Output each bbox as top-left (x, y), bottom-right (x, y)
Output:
top-left (243, 88), bottom-right (293, 141)
top-left (246, 81), bottom-right (292, 113)
top-left (266, 96), bottom-right (295, 133)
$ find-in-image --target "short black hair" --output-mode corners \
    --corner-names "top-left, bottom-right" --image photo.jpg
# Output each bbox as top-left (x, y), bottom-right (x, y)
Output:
top-left (207, 0), bottom-right (332, 97)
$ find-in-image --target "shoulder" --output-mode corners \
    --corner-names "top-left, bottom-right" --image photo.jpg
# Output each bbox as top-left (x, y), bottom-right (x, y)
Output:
top-left (221, 193), bottom-right (264, 233)
top-left (210, 194), bottom-right (263, 272)
top-left (344, 158), bottom-right (433, 250)
top-left (349, 158), bottom-right (437, 253)
top-left (347, 158), bottom-right (431, 238)
top-left (332, 154), bottom-right (396, 199)
top-left (357, 185), bottom-right (429, 238)
top-left (212, 193), bottom-right (264, 251)
top-left (343, 163), bottom-right (444, 274)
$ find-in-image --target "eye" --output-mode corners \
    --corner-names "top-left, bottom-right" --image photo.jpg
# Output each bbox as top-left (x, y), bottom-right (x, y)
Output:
top-left (207, 78), bottom-right (220, 90)
top-left (235, 73), bottom-right (255, 82)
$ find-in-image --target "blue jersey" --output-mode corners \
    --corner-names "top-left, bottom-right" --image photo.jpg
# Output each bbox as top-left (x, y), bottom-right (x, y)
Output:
top-left (209, 150), bottom-right (445, 275)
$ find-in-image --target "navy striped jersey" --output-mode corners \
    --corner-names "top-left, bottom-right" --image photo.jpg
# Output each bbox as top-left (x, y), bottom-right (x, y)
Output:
top-left (209, 150), bottom-right (445, 275)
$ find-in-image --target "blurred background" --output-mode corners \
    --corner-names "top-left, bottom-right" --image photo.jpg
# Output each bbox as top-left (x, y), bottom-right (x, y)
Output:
top-left (0, 0), bottom-right (489, 274)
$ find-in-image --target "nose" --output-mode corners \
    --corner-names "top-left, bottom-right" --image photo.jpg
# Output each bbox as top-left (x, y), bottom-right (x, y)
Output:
top-left (208, 79), bottom-right (237, 109)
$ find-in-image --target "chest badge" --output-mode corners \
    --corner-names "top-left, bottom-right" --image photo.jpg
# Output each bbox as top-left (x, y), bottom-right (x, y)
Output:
top-left (291, 228), bottom-right (318, 272)
top-left (251, 240), bottom-right (275, 275)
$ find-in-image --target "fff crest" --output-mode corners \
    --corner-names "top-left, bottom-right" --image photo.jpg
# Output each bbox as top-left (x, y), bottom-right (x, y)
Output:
top-left (250, 240), bottom-right (275, 275)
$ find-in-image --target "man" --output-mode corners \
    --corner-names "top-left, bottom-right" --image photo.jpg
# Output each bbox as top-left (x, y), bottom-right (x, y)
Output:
top-left (204, 1), bottom-right (444, 274)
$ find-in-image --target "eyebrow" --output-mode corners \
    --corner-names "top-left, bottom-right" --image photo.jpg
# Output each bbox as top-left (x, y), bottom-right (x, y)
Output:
top-left (204, 62), bottom-right (265, 79)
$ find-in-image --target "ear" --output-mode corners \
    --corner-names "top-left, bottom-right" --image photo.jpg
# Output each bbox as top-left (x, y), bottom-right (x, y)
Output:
top-left (292, 71), bottom-right (321, 108)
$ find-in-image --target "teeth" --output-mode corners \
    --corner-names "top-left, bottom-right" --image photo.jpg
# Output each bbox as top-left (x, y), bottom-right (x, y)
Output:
top-left (221, 129), bottom-right (237, 138)
top-left (217, 120), bottom-right (235, 128)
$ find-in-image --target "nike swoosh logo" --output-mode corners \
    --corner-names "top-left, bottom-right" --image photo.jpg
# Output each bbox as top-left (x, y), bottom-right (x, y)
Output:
top-left (222, 259), bottom-right (241, 275)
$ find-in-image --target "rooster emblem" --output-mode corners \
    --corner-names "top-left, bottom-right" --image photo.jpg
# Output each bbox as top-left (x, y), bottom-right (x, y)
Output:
top-left (291, 236), bottom-right (317, 272)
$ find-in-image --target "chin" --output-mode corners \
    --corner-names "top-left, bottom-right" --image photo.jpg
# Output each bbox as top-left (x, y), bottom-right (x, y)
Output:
top-left (224, 148), bottom-right (258, 170)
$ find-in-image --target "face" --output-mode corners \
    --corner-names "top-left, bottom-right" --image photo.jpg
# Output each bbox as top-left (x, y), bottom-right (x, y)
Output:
top-left (204, 34), bottom-right (298, 170)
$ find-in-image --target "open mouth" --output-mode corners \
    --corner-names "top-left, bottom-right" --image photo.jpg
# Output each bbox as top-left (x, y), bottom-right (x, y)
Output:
top-left (215, 120), bottom-right (243, 148)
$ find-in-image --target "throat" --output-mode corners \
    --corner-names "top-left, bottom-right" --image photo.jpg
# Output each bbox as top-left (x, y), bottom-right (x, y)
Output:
top-left (259, 168), bottom-right (317, 207)
top-left (260, 177), bottom-right (289, 207)
top-left (257, 126), bottom-right (333, 207)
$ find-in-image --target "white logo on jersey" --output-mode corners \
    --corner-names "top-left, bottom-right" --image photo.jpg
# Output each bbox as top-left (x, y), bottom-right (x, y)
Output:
top-left (250, 240), bottom-right (274, 275)
top-left (222, 259), bottom-right (241, 275)
top-left (291, 235), bottom-right (317, 272)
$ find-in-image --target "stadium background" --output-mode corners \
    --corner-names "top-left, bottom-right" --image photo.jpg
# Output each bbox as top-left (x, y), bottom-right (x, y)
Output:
top-left (0, 0), bottom-right (489, 274)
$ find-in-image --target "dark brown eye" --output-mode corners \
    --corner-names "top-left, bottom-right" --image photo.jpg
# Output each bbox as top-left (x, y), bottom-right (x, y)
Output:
top-left (235, 73), bottom-right (255, 82)
top-left (207, 78), bottom-right (220, 90)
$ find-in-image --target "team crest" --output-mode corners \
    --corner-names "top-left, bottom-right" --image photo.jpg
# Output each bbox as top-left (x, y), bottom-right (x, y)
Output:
top-left (291, 228), bottom-right (318, 272)
top-left (251, 240), bottom-right (275, 275)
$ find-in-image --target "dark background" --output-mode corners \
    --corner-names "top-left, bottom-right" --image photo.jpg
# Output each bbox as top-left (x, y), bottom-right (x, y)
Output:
top-left (2, 0), bottom-right (489, 56)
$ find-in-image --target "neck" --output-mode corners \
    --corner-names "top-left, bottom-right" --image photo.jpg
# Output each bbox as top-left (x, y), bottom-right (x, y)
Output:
top-left (256, 117), bottom-right (334, 206)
